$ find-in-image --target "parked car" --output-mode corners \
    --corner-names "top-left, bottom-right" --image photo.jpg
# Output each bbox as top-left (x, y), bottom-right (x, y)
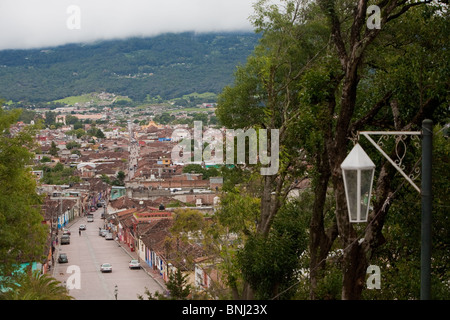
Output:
top-left (58, 253), bottom-right (68, 263)
top-left (61, 235), bottom-right (70, 245)
top-left (90, 206), bottom-right (96, 212)
top-left (62, 228), bottom-right (71, 236)
top-left (129, 260), bottom-right (140, 269)
top-left (100, 263), bottom-right (112, 273)
top-left (79, 224), bottom-right (86, 230)
top-left (99, 228), bottom-right (107, 236)
top-left (105, 232), bottom-right (113, 240)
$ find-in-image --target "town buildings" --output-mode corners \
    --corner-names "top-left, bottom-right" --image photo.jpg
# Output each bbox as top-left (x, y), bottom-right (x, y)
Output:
top-left (30, 103), bottom-right (225, 297)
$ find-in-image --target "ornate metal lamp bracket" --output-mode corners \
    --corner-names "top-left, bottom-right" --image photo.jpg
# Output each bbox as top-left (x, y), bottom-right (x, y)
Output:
top-left (358, 131), bottom-right (422, 193)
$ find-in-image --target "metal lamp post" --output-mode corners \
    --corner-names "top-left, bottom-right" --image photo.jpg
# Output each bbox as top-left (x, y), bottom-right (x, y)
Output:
top-left (341, 119), bottom-right (433, 300)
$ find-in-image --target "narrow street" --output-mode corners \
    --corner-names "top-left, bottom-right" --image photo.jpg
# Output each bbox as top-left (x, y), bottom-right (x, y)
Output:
top-left (52, 207), bottom-right (164, 300)
top-left (127, 121), bottom-right (139, 181)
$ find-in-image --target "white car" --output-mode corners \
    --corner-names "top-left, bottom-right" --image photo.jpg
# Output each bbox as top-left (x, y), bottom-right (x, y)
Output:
top-left (100, 263), bottom-right (112, 273)
top-left (79, 224), bottom-right (86, 230)
top-left (105, 232), bottom-right (113, 240)
top-left (129, 260), bottom-right (140, 269)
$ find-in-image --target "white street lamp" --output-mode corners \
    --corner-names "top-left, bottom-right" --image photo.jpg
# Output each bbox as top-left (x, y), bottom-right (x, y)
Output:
top-left (340, 143), bottom-right (376, 223)
top-left (340, 120), bottom-right (433, 299)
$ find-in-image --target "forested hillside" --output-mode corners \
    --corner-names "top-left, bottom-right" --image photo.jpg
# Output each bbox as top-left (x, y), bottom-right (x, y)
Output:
top-left (0, 32), bottom-right (260, 103)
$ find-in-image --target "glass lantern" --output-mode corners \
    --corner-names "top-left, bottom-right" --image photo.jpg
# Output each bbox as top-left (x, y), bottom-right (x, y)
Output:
top-left (341, 144), bottom-right (376, 223)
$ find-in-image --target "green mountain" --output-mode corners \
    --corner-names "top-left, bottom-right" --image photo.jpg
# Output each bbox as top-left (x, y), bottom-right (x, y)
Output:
top-left (0, 32), bottom-right (260, 103)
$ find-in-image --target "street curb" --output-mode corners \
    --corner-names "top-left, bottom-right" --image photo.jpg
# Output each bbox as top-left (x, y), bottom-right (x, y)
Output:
top-left (115, 240), bottom-right (167, 293)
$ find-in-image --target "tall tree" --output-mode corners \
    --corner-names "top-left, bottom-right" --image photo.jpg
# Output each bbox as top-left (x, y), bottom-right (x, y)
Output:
top-left (166, 268), bottom-right (192, 300)
top-left (217, 0), bottom-right (320, 298)
top-left (315, 0), bottom-right (449, 299)
top-left (217, 0), bottom-right (449, 300)
top-left (49, 140), bottom-right (58, 156)
top-left (0, 106), bottom-right (48, 286)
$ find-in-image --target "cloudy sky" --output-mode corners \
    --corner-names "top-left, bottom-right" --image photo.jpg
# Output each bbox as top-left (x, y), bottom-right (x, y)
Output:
top-left (0, 0), bottom-right (265, 50)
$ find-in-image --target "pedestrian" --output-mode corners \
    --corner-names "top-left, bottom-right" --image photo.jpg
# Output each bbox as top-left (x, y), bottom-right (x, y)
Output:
top-left (79, 229), bottom-right (81, 236)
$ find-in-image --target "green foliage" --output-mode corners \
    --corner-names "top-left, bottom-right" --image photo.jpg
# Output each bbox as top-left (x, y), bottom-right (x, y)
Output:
top-left (171, 209), bottom-right (205, 235)
top-left (66, 128), bottom-right (86, 139)
top-left (182, 164), bottom-right (220, 180)
top-left (34, 163), bottom-right (81, 185)
top-left (216, 190), bottom-right (261, 236)
top-left (237, 199), bottom-right (310, 299)
top-left (109, 170), bottom-right (125, 186)
top-left (44, 111), bottom-right (56, 126)
top-left (0, 33), bottom-right (260, 103)
top-left (154, 112), bottom-right (175, 125)
top-left (166, 269), bottom-right (192, 300)
top-left (138, 269), bottom-right (191, 300)
top-left (40, 156), bottom-right (51, 163)
top-left (356, 3), bottom-right (450, 127)
top-left (0, 270), bottom-right (73, 300)
top-left (100, 174), bottom-right (111, 185)
top-left (168, 208), bottom-right (208, 268)
top-left (363, 127), bottom-right (450, 300)
top-left (65, 141), bottom-right (80, 150)
top-left (17, 108), bottom-right (40, 124)
top-left (49, 141), bottom-right (58, 156)
top-left (64, 114), bottom-right (79, 125)
top-left (0, 107), bottom-right (47, 281)
top-left (86, 126), bottom-right (105, 139)
top-left (216, 0), bottom-right (449, 300)
top-left (137, 288), bottom-right (167, 300)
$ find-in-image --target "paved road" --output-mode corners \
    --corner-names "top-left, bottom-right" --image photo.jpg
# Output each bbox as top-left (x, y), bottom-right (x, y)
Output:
top-left (127, 122), bottom-right (139, 181)
top-left (53, 207), bottom-right (162, 300)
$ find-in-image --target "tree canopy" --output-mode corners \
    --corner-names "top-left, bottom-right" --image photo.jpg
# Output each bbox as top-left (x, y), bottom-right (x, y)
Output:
top-left (216, 0), bottom-right (449, 300)
top-left (0, 106), bottom-right (48, 287)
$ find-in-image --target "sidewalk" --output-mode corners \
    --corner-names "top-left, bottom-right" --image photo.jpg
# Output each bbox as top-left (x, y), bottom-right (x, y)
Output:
top-left (115, 239), bottom-right (168, 293)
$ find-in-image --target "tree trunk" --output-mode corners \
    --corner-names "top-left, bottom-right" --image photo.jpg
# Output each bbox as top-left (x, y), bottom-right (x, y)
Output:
top-left (333, 170), bottom-right (367, 300)
top-left (242, 281), bottom-right (255, 300)
top-left (309, 145), bottom-right (336, 299)
top-left (258, 175), bottom-right (278, 237)
top-left (330, 68), bottom-right (362, 299)
top-left (241, 174), bottom-right (277, 299)
top-left (341, 241), bottom-right (368, 300)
